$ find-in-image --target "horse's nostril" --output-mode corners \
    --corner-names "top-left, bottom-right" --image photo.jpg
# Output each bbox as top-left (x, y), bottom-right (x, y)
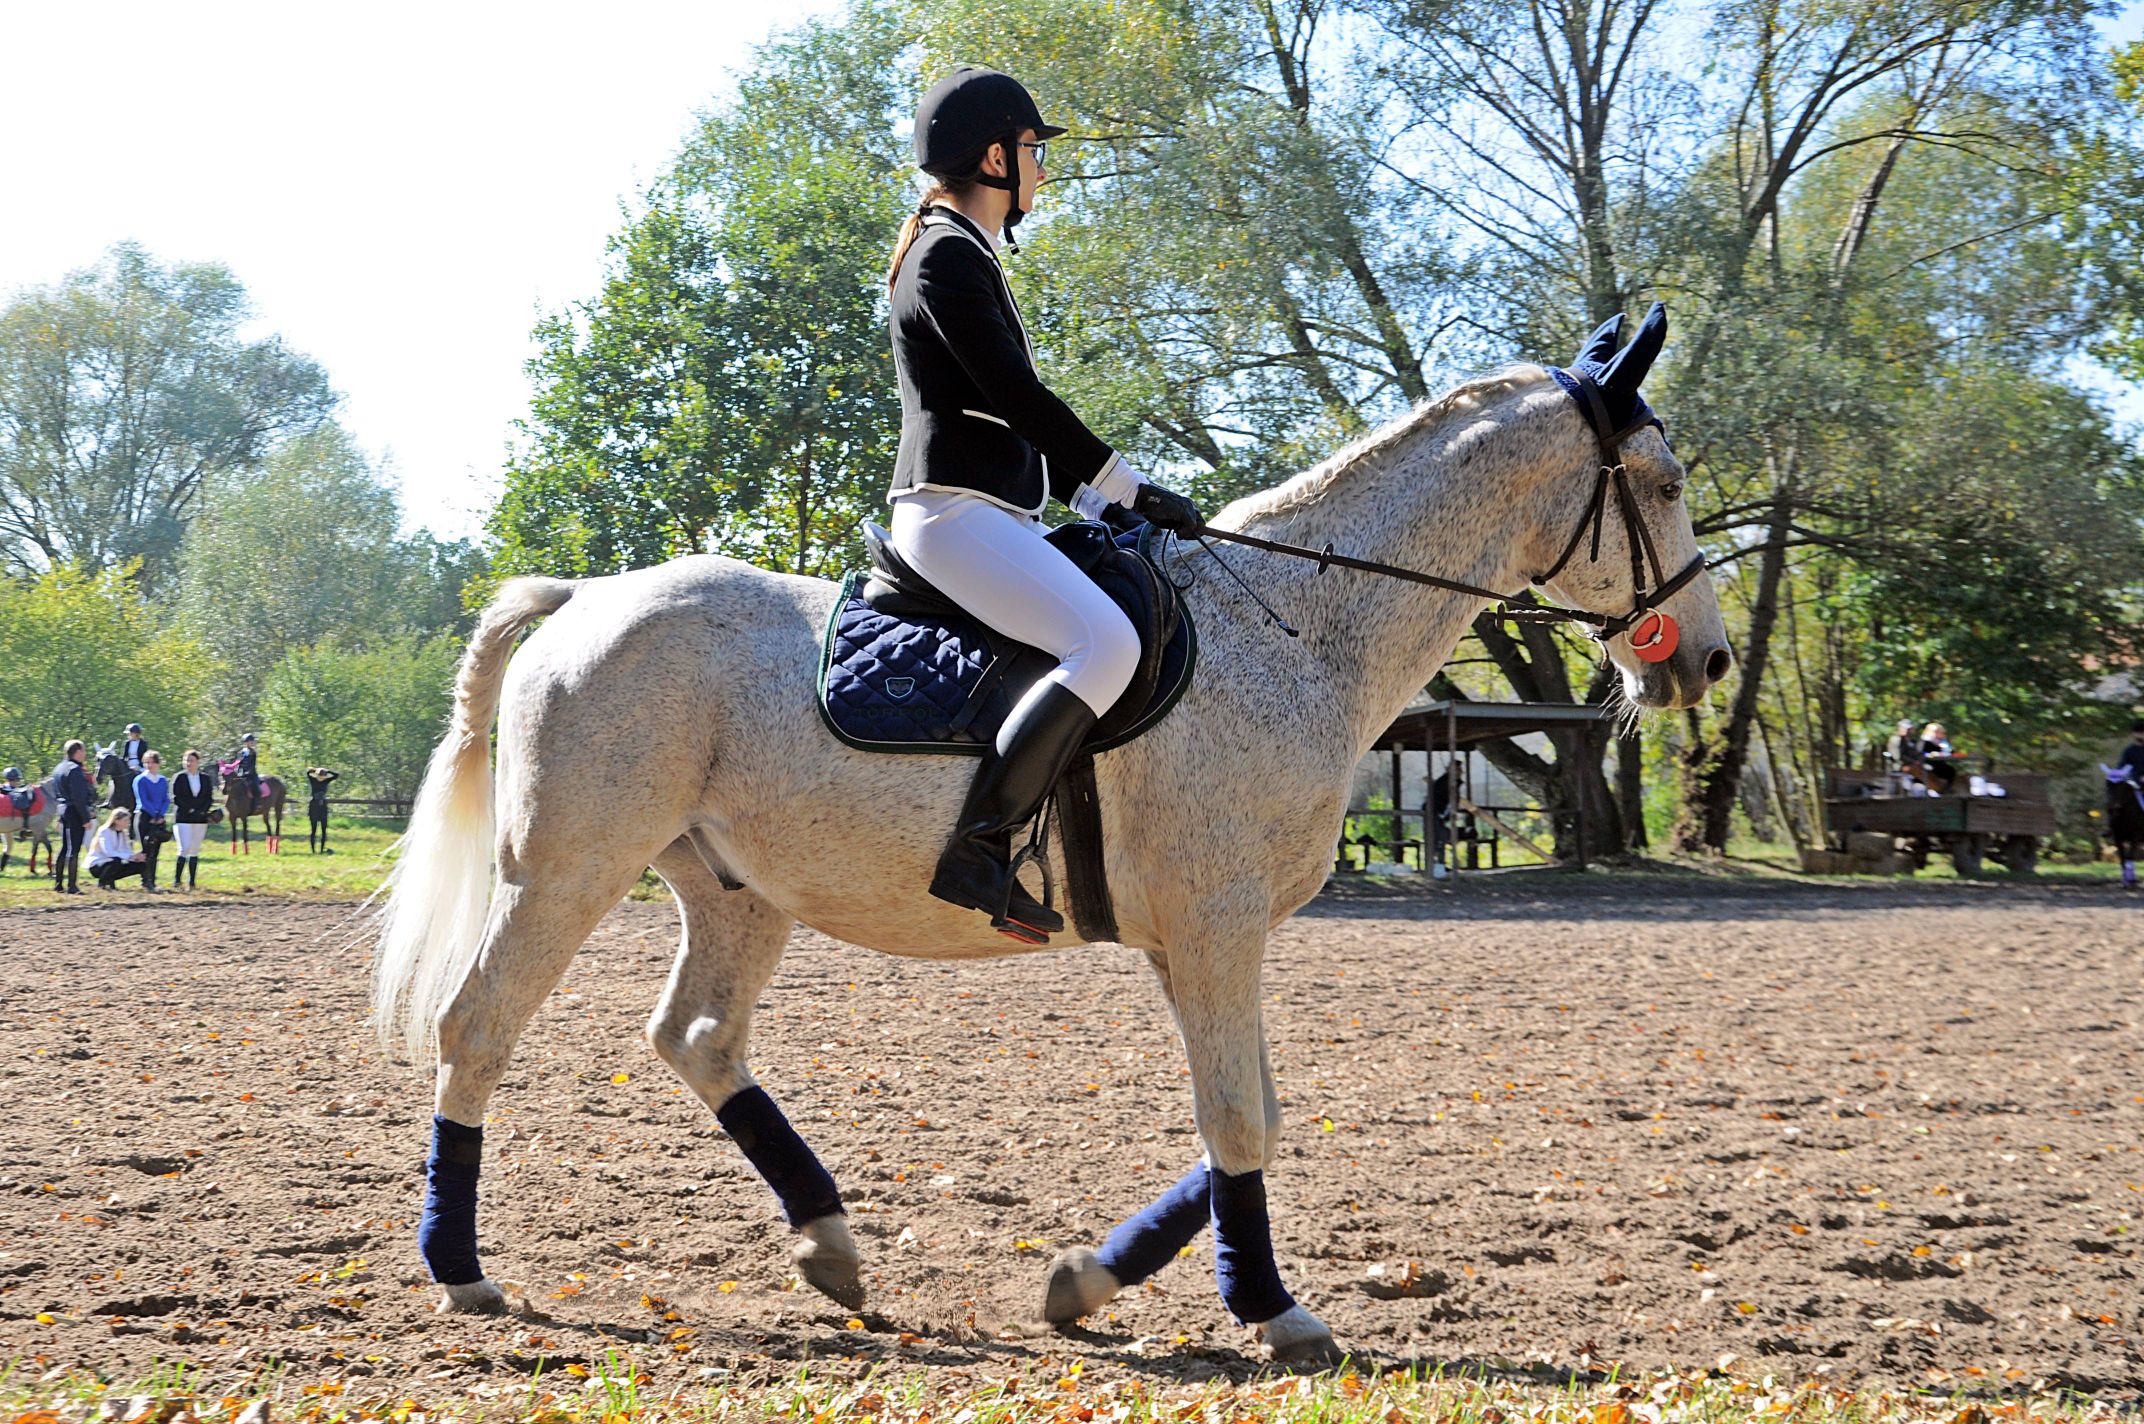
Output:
top-left (1704, 646), bottom-right (1733, 683)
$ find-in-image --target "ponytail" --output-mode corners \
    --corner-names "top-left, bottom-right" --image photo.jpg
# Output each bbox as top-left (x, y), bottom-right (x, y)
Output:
top-left (888, 181), bottom-right (960, 290)
top-left (887, 151), bottom-right (994, 287)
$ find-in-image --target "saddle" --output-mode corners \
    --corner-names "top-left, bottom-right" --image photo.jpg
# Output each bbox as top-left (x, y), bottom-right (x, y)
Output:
top-left (5, 786), bottom-right (43, 821)
top-left (818, 518), bottom-right (1196, 755)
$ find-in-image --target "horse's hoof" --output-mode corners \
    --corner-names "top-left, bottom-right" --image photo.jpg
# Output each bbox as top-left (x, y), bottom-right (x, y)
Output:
top-left (1040, 1246), bottom-right (1121, 1324)
top-left (792, 1214), bottom-right (865, 1311)
top-left (435, 1277), bottom-right (509, 1314)
top-left (1255, 1303), bottom-right (1341, 1366)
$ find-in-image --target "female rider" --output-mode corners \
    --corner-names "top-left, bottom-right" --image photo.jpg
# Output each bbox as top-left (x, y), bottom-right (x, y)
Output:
top-left (886, 67), bottom-right (1204, 943)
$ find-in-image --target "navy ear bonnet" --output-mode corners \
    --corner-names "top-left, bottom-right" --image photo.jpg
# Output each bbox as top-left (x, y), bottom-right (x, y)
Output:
top-left (1552, 301), bottom-right (1667, 440)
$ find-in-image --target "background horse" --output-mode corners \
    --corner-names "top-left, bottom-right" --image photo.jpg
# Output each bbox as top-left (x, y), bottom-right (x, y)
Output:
top-left (96, 743), bottom-right (137, 813)
top-left (218, 762), bottom-right (285, 854)
top-left (0, 774), bottom-right (61, 875)
top-left (2108, 768), bottom-right (2144, 890)
top-left (373, 314), bottom-right (1731, 1361)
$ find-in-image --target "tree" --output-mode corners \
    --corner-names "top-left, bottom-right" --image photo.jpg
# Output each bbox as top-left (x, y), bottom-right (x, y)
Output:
top-left (0, 564), bottom-right (208, 770)
top-left (258, 632), bottom-right (461, 803)
top-left (0, 243), bottom-right (338, 592)
top-left (492, 6), bottom-right (914, 581)
top-left (176, 423), bottom-right (481, 742)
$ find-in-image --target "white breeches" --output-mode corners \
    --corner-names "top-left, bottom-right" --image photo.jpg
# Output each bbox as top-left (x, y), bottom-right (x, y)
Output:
top-left (173, 823), bottom-right (206, 856)
top-left (889, 489), bottom-right (1140, 719)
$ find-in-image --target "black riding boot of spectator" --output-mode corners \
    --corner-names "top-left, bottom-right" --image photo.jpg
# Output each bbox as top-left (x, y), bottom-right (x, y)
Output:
top-left (928, 682), bottom-right (1096, 945)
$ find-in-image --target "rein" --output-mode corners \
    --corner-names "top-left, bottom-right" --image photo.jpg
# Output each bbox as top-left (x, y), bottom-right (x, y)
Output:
top-left (1189, 368), bottom-right (1707, 654)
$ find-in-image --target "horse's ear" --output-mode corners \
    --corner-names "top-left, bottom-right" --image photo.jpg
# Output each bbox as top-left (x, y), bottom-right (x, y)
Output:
top-left (1600, 302), bottom-right (1666, 394)
top-left (1573, 313), bottom-right (1625, 371)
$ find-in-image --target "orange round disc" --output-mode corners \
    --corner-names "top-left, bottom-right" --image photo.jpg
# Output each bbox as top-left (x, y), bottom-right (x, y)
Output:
top-left (1630, 611), bottom-right (1680, 663)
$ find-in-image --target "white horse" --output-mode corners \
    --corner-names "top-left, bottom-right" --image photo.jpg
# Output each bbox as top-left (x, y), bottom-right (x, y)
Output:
top-left (374, 317), bottom-right (1730, 1361)
top-left (0, 773), bottom-right (60, 875)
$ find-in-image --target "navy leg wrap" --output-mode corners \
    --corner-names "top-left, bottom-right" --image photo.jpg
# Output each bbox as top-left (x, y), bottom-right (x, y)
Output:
top-left (1096, 1161), bottom-right (1210, 1286)
top-left (716, 1085), bottom-right (843, 1227)
top-left (417, 1115), bottom-right (484, 1286)
top-left (1210, 1166), bottom-right (1294, 1324)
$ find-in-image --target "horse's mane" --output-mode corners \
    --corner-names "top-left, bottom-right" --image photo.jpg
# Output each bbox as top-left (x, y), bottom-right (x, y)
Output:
top-left (1224, 366), bottom-right (1541, 526)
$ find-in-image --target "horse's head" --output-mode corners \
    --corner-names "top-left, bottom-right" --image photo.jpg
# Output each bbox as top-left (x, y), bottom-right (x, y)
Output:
top-left (1526, 304), bottom-right (1731, 711)
top-left (92, 743), bottom-right (123, 782)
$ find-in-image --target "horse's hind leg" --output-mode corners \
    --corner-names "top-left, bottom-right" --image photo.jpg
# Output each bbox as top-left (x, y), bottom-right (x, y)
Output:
top-left (646, 844), bottom-right (863, 1309)
top-left (423, 854), bottom-right (651, 1313)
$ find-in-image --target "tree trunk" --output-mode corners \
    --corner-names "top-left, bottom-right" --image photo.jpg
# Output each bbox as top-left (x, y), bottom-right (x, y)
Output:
top-left (1618, 726), bottom-right (1646, 850)
top-left (1682, 488), bottom-right (1794, 851)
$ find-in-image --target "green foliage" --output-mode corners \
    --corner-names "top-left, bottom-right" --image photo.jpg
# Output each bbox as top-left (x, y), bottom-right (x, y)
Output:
top-left (176, 423), bottom-right (482, 743)
top-left (258, 630), bottom-right (461, 802)
top-left (0, 243), bottom-right (337, 592)
top-left (0, 564), bottom-right (208, 770)
top-left (919, 0), bottom-right (1459, 505)
top-left (491, 6), bottom-right (915, 581)
top-left (1842, 372), bottom-right (2144, 750)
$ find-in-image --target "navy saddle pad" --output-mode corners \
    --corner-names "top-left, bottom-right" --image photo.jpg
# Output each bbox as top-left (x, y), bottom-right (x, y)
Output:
top-left (818, 519), bottom-right (1196, 755)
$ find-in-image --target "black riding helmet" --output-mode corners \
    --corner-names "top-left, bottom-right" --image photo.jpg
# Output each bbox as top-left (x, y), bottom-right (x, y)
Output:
top-left (914, 66), bottom-right (1065, 251)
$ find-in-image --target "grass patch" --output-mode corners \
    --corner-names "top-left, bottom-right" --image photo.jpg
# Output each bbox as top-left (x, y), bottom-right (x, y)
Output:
top-left (0, 816), bottom-right (404, 910)
top-left (0, 1359), bottom-right (2124, 1424)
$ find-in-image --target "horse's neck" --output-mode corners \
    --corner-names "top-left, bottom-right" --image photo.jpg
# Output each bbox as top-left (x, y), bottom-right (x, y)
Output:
top-left (1226, 378), bottom-right (1567, 756)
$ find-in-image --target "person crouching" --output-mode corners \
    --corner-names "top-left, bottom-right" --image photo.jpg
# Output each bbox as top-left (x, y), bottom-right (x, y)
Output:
top-left (86, 807), bottom-right (148, 889)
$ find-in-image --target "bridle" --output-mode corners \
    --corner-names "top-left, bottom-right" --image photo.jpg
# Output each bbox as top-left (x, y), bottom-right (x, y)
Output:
top-left (1192, 367), bottom-right (1708, 659)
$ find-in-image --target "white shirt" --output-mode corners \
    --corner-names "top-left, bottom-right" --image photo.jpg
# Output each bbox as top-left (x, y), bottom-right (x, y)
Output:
top-left (87, 827), bottom-right (136, 867)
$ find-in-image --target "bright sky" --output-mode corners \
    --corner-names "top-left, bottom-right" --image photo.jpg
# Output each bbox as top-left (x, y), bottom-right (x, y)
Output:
top-left (2, 1), bottom-right (2138, 544)
top-left (0, 0), bottom-right (842, 542)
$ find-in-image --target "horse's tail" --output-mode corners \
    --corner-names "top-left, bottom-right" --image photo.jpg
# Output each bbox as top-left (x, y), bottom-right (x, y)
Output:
top-left (372, 575), bottom-right (579, 1061)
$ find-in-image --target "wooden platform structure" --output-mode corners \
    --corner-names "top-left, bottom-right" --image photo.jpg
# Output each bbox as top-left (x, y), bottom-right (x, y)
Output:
top-left (1343, 699), bottom-right (1614, 874)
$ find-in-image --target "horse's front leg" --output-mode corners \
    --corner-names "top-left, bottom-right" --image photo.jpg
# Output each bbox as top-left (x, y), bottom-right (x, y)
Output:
top-left (1113, 912), bottom-right (1334, 1362)
top-left (1044, 948), bottom-right (1221, 1322)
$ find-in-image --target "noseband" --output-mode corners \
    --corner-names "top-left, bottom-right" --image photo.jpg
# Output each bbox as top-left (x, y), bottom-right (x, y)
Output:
top-left (1191, 368), bottom-right (1708, 653)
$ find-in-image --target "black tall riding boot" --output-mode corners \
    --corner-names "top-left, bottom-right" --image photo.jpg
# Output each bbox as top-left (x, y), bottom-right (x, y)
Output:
top-left (929, 682), bottom-right (1097, 944)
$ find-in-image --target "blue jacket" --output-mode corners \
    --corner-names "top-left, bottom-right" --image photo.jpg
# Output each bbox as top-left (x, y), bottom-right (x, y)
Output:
top-left (50, 758), bottom-right (94, 827)
top-left (134, 772), bottom-right (171, 818)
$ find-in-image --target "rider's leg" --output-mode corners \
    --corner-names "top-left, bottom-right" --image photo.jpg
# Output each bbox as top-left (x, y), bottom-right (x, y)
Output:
top-left (890, 492), bottom-right (1138, 939)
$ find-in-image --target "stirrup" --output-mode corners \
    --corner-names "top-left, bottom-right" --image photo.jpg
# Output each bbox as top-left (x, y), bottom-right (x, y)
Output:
top-left (993, 800), bottom-right (1059, 943)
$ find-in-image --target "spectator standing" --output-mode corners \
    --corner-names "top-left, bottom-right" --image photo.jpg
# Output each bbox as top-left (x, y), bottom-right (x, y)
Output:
top-left (86, 807), bottom-right (146, 889)
top-left (132, 751), bottom-right (172, 891)
top-left (171, 749), bottom-right (214, 889)
top-left (306, 768), bottom-right (339, 853)
top-left (49, 739), bottom-right (93, 894)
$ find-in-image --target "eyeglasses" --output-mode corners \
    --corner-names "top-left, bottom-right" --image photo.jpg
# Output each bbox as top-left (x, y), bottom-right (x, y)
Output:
top-left (1019, 141), bottom-right (1047, 168)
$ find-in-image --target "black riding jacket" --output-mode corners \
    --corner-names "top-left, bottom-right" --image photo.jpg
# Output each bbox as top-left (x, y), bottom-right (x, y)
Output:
top-left (174, 771), bottom-right (215, 824)
top-left (887, 206), bottom-right (1115, 515)
top-left (50, 759), bottom-right (93, 828)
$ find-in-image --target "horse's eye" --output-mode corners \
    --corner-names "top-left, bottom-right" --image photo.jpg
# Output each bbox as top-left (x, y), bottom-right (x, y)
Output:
top-left (1661, 481), bottom-right (1683, 501)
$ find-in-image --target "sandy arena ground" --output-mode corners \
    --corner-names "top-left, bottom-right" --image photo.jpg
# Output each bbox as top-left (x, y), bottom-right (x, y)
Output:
top-left (1, 874), bottom-right (2138, 1394)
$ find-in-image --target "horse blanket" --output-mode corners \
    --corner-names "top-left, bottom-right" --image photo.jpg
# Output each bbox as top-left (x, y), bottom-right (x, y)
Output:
top-left (818, 520), bottom-right (1195, 755)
